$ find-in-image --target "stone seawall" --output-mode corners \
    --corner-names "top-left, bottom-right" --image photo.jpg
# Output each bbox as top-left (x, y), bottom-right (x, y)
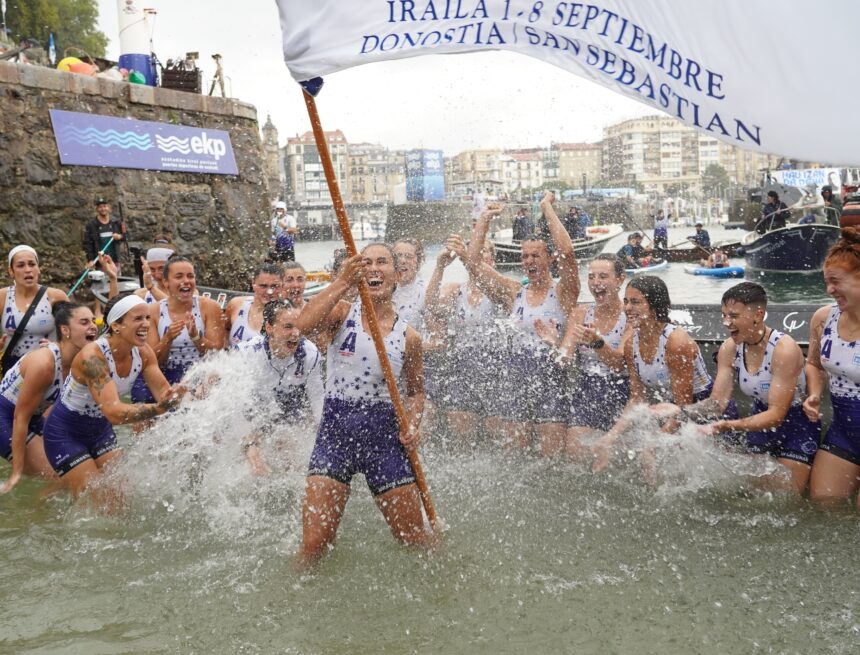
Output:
top-left (0, 61), bottom-right (270, 291)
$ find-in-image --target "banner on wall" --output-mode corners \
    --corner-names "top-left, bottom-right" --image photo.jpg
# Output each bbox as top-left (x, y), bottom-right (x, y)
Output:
top-left (49, 109), bottom-right (239, 175)
top-left (276, 0), bottom-right (860, 166)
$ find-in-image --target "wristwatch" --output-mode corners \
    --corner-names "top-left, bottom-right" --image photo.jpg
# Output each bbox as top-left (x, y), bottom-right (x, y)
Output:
top-left (590, 337), bottom-right (605, 350)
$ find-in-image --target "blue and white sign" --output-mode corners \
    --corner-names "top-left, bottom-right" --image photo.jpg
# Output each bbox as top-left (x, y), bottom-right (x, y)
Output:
top-left (406, 149), bottom-right (445, 201)
top-left (276, 0), bottom-right (860, 166)
top-left (49, 109), bottom-right (239, 175)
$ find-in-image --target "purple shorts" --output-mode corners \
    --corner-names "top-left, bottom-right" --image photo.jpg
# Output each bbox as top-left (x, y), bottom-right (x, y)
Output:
top-left (819, 395), bottom-right (860, 465)
top-left (568, 372), bottom-right (629, 432)
top-left (131, 366), bottom-right (183, 403)
top-left (0, 396), bottom-right (42, 461)
top-left (42, 401), bottom-right (118, 476)
top-left (503, 349), bottom-right (570, 424)
top-left (307, 397), bottom-right (415, 496)
top-left (744, 401), bottom-right (819, 465)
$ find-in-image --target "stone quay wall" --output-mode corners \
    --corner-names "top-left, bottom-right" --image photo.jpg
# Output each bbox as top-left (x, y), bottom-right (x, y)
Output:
top-left (0, 61), bottom-right (270, 292)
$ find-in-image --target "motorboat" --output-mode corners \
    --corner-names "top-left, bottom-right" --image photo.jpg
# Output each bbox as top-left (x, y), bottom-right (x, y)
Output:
top-left (741, 223), bottom-right (841, 273)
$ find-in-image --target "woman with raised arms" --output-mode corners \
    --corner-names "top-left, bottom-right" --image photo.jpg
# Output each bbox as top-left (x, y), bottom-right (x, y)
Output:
top-left (294, 243), bottom-right (431, 567)
top-left (804, 228), bottom-right (860, 506)
top-left (462, 192), bottom-right (580, 456)
top-left (0, 302), bottom-right (98, 493)
top-left (42, 294), bottom-right (186, 499)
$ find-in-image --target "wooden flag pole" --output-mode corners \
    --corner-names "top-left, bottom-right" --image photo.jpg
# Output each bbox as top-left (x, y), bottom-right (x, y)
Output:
top-left (301, 87), bottom-right (439, 530)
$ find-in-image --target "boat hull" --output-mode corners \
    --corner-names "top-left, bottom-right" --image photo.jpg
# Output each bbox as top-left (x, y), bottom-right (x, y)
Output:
top-left (660, 242), bottom-right (743, 262)
top-left (743, 224), bottom-right (841, 273)
top-left (493, 224), bottom-right (623, 265)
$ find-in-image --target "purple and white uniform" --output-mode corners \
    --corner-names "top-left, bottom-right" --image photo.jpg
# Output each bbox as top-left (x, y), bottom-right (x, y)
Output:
top-left (0, 343), bottom-right (62, 461)
top-left (818, 304), bottom-right (860, 465)
top-left (393, 276), bottom-right (427, 334)
top-left (43, 338), bottom-right (142, 475)
top-left (2, 285), bottom-right (55, 362)
top-left (633, 324), bottom-right (711, 403)
top-left (732, 330), bottom-right (818, 464)
top-left (132, 297), bottom-right (204, 402)
top-left (228, 298), bottom-right (260, 346)
top-left (507, 281), bottom-right (569, 423)
top-left (307, 302), bottom-right (416, 496)
top-left (235, 334), bottom-right (323, 424)
top-left (568, 306), bottom-right (629, 431)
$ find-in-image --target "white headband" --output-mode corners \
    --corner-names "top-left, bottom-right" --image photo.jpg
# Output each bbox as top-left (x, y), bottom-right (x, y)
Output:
top-left (146, 247), bottom-right (175, 263)
top-left (8, 245), bottom-right (38, 266)
top-left (106, 295), bottom-right (146, 327)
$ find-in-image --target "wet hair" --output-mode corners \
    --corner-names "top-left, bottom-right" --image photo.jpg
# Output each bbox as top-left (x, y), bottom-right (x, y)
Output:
top-left (520, 237), bottom-right (553, 256)
top-left (283, 260), bottom-right (306, 274)
top-left (767, 190), bottom-right (779, 200)
top-left (393, 237), bottom-right (424, 265)
top-left (824, 227), bottom-right (860, 274)
top-left (722, 282), bottom-right (768, 309)
top-left (262, 298), bottom-right (299, 329)
top-left (52, 301), bottom-right (86, 339)
top-left (163, 255), bottom-right (193, 280)
top-left (252, 262), bottom-right (284, 281)
top-left (592, 253), bottom-right (625, 278)
top-left (628, 275), bottom-right (671, 322)
top-left (151, 233), bottom-right (174, 246)
top-left (361, 242), bottom-right (397, 260)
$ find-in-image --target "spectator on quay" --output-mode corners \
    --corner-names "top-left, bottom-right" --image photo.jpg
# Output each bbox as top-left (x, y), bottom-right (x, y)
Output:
top-left (270, 201), bottom-right (297, 262)
top-left (83, 198), bottom-right (124, 273)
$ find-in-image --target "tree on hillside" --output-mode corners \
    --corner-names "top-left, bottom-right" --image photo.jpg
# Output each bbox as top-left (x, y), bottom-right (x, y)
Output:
top-left (701, 163), bottom-right (731, 199)
top-left (5, 0), bottom-right (108, 59)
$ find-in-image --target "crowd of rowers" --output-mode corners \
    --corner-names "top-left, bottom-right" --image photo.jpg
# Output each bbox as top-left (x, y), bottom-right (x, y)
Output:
top-left (1, 190), bottom-right (860, 563)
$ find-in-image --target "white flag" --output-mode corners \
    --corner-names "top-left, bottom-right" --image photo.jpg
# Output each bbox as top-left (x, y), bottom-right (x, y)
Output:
top-left (276, 0), bottom-right (860, 165)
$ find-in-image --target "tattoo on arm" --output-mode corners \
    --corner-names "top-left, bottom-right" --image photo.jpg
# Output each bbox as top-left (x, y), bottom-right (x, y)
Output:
top-left (123, 403), bottom-right (160, 423)
top-left (82, 356), bottom-right (110, 394)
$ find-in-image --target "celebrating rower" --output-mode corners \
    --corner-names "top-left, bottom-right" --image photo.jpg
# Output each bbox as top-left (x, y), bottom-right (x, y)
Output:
top-left (463, 192), bottom-right (579, 456)
top-left (295, 244), bottom-right (431, 567)
top-left (0, 302), bottom-right (98, 493)
top-left (805, 228), bottom-right (860, 506)
top-left (42, 294), bottom-right (186, 500)
top-left (1, 245), bottom-right (70, 374)
top-left (224, 263), bottom-right (284, 346)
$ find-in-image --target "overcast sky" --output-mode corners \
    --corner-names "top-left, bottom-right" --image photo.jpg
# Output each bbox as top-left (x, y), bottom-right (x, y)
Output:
top-left (96, 0), bottom-right (652, 152)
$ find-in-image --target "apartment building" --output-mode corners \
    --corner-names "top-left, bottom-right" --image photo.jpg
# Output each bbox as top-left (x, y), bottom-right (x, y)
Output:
top-left (283, 129), bottom-right (349, 206)
top-left (555, 142), bottom-right (603, 188)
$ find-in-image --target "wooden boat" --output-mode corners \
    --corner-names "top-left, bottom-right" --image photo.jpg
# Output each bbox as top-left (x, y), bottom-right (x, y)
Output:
top-left (492, 224), bottom-right (624, 265)
top-left (659, 240), bottom-right (743, 263)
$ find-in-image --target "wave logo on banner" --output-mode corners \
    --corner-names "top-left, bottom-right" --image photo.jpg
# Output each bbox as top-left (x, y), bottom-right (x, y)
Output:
top-left (155, 135), bottom-right (192, 154)
top-left (58, 125), bottom-right (154, 151)
top-left (49, 109), bottom-right (239, 175)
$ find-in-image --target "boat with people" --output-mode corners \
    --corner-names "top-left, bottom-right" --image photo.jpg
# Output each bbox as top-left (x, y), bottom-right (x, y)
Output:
top-left (741, 223), bottom-right (841, 273)
top-left (659, 240), bottom-right (743, 262)
top-left (491, 223), bottom-right (624, 265)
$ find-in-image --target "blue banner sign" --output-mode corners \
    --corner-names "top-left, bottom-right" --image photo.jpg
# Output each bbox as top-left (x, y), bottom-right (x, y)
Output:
top-left (49, 109), bottom-right (239, 175)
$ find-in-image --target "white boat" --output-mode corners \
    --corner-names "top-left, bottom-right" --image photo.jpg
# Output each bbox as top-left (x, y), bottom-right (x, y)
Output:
top-left (491, 223), bottom-right (624, 265)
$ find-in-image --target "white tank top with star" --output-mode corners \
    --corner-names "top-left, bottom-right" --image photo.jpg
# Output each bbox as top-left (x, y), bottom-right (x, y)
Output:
top-left (819, 304), bottom-right (860, 400)
top-left (0, 342), bottom-right (63, 411)
top-left (3, 286), bottom-right (55, 358)
top-left (326, 302), bottom-right (407, 403)
top-left (228, 297), bottom-right (260, 346)
top-left (511, 281), bottom-right (567, 351)
top-left (734, 330), bottom-right (804, 405)
top-left (578, 305), bottom-right (627, 378)
top-left (158, 296), bottom-right (205, 371)
top-left (633, 324), bottom-right (711, 399)
top-left (60, 338), bottom-right (142, 417)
